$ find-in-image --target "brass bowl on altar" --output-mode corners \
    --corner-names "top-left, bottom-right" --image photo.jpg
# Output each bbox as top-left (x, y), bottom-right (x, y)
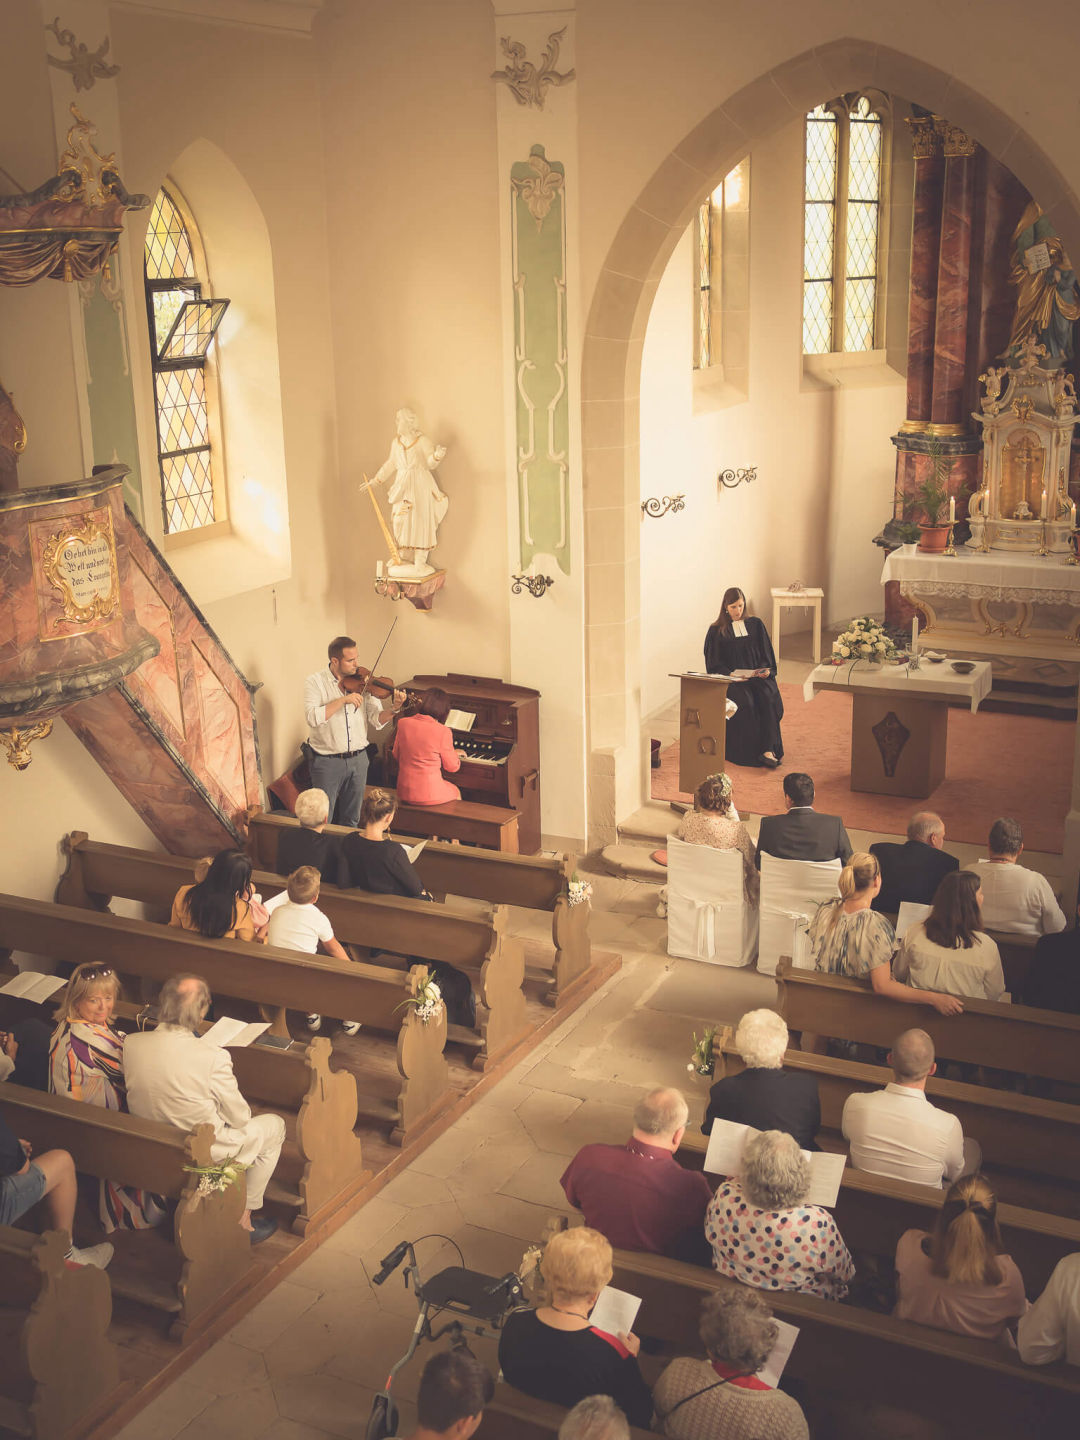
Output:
top-left (950, 660), bottom-right (975, 674)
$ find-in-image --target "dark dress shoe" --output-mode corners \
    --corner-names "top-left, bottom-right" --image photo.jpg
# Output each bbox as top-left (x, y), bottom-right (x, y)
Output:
top-left (760, 754), bottom-right (781, 768)
top-left (249, 1213), bottom-right (278, 1245)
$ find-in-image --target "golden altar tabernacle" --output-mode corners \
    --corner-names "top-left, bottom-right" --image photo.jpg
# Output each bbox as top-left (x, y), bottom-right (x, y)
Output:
top-left (968, 335), bottom-right (1079, 554)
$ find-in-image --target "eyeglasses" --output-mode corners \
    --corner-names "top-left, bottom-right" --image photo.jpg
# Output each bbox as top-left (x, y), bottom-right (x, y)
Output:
top-left (77, 965), bottom-right (115, 981)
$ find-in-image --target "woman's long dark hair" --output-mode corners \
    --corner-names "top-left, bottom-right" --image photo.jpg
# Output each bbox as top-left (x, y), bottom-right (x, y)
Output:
top-left (714, 587), bottom-right (746, 636)
top-left (183, 849), bottom-right (253, 938)
top-left (925, 870), bottom-right (981, 950)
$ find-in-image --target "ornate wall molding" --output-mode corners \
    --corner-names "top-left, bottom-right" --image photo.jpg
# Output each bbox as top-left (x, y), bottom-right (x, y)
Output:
top-left (511, 144), bottom-right (570, 575)
top-left (45, 17), bottom-right (121, 92)
top-left (492, 27), bottom-right (575, 110)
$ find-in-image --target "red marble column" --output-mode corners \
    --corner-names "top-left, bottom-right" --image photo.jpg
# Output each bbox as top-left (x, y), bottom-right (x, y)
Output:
top-left (904, 117), bottom-right (946, 426)
top-left (931, 130), bottom-right (978, 426)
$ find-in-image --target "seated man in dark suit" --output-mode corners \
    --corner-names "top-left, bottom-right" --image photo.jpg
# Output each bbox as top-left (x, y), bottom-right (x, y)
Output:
top-left (702, 1008), bottom-right (820, 1150)
top-left (1025, 901), bottom-right (1080, 1013)
top-left (755, 772), bottom-right (852, 868)
top-left (870, 811), bottom-right (959, 915)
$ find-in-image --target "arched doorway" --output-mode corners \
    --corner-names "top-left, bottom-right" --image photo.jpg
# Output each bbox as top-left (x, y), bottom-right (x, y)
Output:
top-left (581, 38), bottom-right (1080, 851)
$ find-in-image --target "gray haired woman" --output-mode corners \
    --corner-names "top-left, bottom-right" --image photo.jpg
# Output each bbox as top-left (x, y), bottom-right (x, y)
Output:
top-left (705, 1130), bottom-right (854, 1300)
top-left (654, 1288), bottom-right (809, 1439)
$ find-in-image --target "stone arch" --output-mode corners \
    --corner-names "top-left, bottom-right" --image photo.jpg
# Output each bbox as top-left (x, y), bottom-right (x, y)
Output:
top-left (581, 37), bottom-right (1080, 845)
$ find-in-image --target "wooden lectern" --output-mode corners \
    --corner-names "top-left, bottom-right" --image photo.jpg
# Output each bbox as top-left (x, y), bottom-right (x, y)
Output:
top-left (670, 672), bottom-right (730, 795)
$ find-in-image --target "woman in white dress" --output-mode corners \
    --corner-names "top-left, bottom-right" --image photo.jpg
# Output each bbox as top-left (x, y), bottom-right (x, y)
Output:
top-left (369, 409), bottom-right (448, 573)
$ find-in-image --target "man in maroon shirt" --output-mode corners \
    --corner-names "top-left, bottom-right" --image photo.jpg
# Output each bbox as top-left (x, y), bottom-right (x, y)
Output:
top-left (560, 1088), bottom-right (713, 1265)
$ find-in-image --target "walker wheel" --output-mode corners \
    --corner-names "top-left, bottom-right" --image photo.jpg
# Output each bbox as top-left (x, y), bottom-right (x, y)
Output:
top-left (366, 1394), bottom-right (398, 1440)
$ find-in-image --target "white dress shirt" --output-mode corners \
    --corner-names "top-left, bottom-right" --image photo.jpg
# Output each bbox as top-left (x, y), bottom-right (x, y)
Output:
top-left (304, 666), bottom-right (388, 756)
top-left (966, 859), bottom-right (1066, 938)
top-left (1018, 1253), bottom-right (1080, 1366)
top-left (841, 1083), bottom-right (965, 1188)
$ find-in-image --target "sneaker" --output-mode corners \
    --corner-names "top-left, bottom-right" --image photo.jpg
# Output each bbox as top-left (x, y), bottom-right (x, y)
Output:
top-left (67, 1242), bottom-right (114, 1269)
top-left (306, 1014), bottom-right (322, 1030)
top-left (341, 1020), bottom-right (361, 1036)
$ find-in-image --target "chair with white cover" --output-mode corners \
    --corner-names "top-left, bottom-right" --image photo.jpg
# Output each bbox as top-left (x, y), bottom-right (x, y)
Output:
top-left (666, 836), bottom-right (758, 967)
top-left (757, 854), bottom-right (842, 976)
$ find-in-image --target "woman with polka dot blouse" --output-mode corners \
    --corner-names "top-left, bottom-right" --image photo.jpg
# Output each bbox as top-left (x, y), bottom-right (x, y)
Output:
top-left (705, 1130), bottom-right (854, 1300)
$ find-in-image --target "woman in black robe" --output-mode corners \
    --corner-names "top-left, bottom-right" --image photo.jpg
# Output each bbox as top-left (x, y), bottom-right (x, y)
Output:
top-left (704, 586), bottom-right (784, 768)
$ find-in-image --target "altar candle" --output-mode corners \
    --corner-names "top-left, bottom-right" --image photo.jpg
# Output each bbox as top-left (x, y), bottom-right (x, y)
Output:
top-left (949, 495), bottom-right (955, 524)
top-left (1042, 487), bottom-right (1048, 519)
top-left (376, 560), bottom-right (384, 578)
top-left (911, 617), bottom-right (918, 658)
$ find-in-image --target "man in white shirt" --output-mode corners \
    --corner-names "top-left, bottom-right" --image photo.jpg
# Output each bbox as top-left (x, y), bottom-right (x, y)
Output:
top-left (841, 1029), bottom-right (980, 1188)
top-left (303, 635), bottom-right (405, 827)
top-left (1018, 1252), bottom-right (1080, 1366)
top-left (124, 975), bottom-right (285, 1244)
top-left (265, 866), bottom-right (357, 1035)
top-left (965, 816), bottom-right (1066, 938)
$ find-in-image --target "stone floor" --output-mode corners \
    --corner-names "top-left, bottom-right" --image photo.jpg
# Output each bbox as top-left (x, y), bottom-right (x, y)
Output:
top-left (113, 909), bottom-right (773, 1440)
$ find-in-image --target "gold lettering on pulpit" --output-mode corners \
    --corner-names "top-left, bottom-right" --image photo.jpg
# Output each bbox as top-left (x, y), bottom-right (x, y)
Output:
top-left (32, 506), bottom-right (120, 638)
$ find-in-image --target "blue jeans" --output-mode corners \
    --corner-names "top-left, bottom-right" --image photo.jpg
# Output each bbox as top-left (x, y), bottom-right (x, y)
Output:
top-left (309, 750), bottom-right (369, 828)
top-left (0, 1161), bottom-right (46, 1225)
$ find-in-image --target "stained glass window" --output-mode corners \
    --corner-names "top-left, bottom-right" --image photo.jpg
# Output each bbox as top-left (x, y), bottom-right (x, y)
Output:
top-left (694, 160), bottom-right (749, 373)
top-left (803, 96), bottom-right (886, 354)
top-left (143, 188), bottom-right (229, 536)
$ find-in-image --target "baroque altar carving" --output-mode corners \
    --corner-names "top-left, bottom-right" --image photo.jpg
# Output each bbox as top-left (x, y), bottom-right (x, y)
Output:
top-left (968, 335), bottom-right (1079, 554)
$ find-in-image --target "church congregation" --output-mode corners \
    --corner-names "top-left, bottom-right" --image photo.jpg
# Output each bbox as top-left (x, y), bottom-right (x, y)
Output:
top-left (6, 3), bottom-right (1080, 1439)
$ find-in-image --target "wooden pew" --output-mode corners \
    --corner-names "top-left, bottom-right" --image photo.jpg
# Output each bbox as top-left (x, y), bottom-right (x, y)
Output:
top-left (0, 1084), bottom-right (251, 1342)
top-left (606, 1245), bottom-right (1080, 1437)
top-left (476, 1384), bottom-right (655, 1440)
top-left (57, 833), bottom-right (531, 1071)
top-left (248, 810), bottom-right (595, 1006)
top-left (0, 1226), bottom-right (121, 1440)
top-left (709, 1026), bottom-right (1080, 1210)
top-left (775, 956), bottom-right (1080, 1086)
top-left (0, 893), bottom-right (451, 1149)
top-left (678, 1130), bottom-right (1080, 1296)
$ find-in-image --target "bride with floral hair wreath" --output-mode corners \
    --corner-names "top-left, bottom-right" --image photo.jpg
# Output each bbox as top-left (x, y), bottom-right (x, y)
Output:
top-left (674, 771), bottom-right (759, 905)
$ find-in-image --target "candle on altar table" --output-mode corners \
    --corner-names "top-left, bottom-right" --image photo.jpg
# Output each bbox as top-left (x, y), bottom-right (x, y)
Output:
top-left (911, 617), bottom-right (918, 658)
top-left (949, 495), bottom-right (955, 524)
top-left (1042, 487), bottom-right (1048, 519)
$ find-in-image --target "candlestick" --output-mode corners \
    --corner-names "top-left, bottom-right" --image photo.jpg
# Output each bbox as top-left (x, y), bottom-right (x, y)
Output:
top-left (944, 523), bottom-right (957, 557)
top-left (1069, 531), bottom-right (1080, 565)
top-left (1037, 522), bottom-right (1050, 557)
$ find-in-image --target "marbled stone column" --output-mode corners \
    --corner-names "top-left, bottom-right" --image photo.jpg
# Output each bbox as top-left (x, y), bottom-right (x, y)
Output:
top-left (931, 125), bottom-right (978, 427)
top-left (903, 115), bottom-right (945, 428)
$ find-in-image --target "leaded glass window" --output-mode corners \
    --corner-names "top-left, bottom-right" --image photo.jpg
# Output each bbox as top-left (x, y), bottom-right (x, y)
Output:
top-left (697, 199), bottom-right (711, 369)
top-left (143, 188), bottom-right (229, 536)
top-left (803, 95), bottom-right (886, 354)
top-left (694, 160), bottom-right (749, 374)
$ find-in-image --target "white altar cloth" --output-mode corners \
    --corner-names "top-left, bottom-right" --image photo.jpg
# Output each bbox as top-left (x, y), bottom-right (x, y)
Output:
top-left (806, 659), bottom-right (992, 714)
top-left (880, 544), bottom-right (1080, 606)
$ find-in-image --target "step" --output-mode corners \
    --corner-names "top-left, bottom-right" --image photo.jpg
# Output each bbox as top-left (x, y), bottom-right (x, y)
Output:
top-left (616, 800), bottom-right (686, 849)
top-left (599, 842), bottom-right (668, 882)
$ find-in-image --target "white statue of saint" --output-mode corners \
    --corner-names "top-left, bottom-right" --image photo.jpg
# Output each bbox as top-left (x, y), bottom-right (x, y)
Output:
top-left (368, 409), bottom-right (448, 578)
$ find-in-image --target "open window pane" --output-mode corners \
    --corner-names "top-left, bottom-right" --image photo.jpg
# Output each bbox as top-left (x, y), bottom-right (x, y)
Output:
top-left (160, 298), bottom-right (230, 361)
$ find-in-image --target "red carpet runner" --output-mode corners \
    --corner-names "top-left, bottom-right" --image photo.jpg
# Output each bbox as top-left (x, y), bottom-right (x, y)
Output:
top-left (652, 682), bottom-right (1069, 854)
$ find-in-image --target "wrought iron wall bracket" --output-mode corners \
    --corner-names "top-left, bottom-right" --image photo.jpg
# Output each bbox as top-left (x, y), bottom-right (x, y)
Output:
top-left (511, 573), bottom-right (555, 597)
top-left (640, 494), bottom-right (686, 518)
top-left (718, 467), bottom-right (757, 492)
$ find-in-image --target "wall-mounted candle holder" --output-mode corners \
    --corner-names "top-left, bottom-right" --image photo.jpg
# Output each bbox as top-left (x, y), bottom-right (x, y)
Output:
top-left (641, 494), bottom-right (685, 518)
top-left (717, 466), bottom-right (757, 492)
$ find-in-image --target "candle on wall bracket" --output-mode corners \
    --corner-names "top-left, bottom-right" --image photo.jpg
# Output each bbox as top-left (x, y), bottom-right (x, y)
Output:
top-left (717, 466), bottom-right (757, 492)
top-left (640, 494), bottom-right (686, 518)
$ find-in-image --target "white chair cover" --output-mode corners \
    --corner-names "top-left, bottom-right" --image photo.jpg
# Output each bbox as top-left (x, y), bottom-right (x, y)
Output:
top-left (666, 836), bottom-right (758, 967)
top-left (757, 854), bottom-right (843, 976)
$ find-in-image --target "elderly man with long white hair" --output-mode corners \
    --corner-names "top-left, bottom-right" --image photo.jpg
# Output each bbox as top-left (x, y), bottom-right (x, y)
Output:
top-left (702, 1009), bottom-right (821, 1151)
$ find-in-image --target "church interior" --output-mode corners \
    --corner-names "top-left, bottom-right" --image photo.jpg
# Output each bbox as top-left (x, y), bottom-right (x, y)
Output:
top-left (2, 2), bottom-right (1080, 1438)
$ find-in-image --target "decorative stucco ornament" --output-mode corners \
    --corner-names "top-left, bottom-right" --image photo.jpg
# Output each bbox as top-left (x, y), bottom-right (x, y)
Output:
top-left (492, 27), bottom-right (575, 110)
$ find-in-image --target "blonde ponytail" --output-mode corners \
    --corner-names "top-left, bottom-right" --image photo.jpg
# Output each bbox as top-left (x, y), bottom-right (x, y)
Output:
top-left (929, 1174), bottom-right (1004, 1286)
top-left (828, 852), bottom-right (879, 931)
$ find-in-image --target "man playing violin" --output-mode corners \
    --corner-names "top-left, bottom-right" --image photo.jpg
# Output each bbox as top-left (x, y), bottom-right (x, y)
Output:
top-left (303, 636), bottom-right (406, 828)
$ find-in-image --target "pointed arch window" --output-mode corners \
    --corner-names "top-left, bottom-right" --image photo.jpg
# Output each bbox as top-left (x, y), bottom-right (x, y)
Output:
top-left (143, 187), bottom-right (229, 536)
top-left (803, 95), bottom-right (888, 354)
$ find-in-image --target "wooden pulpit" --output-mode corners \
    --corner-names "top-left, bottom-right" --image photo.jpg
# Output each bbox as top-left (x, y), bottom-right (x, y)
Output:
top-left (670, 672), bottom-right (730, 795)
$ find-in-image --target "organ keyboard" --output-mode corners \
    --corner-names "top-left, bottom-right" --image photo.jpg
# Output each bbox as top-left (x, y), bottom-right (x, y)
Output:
top-left (398, 673), bottom-right (541, 853)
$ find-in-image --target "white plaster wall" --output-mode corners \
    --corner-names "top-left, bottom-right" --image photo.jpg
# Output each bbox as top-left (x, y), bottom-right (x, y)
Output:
top-left (640, 120), bottom-right (905, 722)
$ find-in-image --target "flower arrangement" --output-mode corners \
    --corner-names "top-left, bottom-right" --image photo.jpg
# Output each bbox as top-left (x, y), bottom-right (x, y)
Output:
top-left (568, 874), bottom-right (593, 908)
top-left (394, 972), bottom-right (444, 1025)
top-left (183, 1153), bottom-right (249, 1198)
top-left (831, 615), bottom-right (897, 664)
top-left (687, 1026), bottom-right (717, 1078)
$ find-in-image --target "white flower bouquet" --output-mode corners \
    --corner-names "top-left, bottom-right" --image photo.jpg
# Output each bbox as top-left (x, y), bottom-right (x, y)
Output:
top-left (395, 972), bottom-right (444, 1025)
top-left (184, 1153), bottom-right (250, 1198)
top-left (830, 615), bottom-right (897, 664)
top-left (568, 874), bottom-right (593, 908)
top-left (687, 1026), bottom-right (717, 1078)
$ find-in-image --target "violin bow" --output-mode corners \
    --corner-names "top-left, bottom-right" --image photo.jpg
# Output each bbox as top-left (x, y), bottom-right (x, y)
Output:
top-left (358, 616), bottom-right (399, 698)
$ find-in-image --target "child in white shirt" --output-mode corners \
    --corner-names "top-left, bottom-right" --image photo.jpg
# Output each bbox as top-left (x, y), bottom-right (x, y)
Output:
top-left (266, 866), bottom-right (359, 1035)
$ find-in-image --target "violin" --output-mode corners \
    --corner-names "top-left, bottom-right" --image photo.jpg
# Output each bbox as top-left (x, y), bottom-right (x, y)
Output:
top-left (340, 668), bottom-right (425, 715)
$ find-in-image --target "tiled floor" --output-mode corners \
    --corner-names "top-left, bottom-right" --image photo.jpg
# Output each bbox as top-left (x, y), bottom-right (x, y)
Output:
top-left (114, 910), bottom-right (771, 1440)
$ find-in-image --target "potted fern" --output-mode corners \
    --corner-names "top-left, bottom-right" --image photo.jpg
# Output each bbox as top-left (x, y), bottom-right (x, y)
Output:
top-left (913, 440), bottom-right (955, 553)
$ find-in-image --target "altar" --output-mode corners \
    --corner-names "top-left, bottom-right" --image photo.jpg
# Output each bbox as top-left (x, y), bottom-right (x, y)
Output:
top-left (881, 544), bottom-right (1080, 661)
top-left (808, 660), bottom-right (992, 799)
